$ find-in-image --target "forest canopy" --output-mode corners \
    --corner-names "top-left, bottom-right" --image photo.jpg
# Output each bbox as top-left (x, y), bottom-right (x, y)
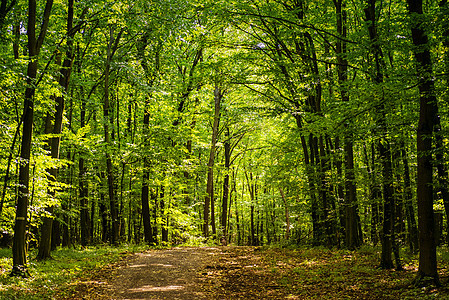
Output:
top-left (0, 0), bottom-right (448, 285)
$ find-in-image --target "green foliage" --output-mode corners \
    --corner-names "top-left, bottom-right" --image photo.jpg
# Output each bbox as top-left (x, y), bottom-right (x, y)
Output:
top-left (0, 0), bottom-right (447, 287)
top-left (0, 245), bottom-right (145, 299)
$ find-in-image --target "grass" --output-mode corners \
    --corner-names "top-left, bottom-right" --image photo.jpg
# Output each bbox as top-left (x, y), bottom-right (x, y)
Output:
top-left (0, 244), bottom-right (146, 299)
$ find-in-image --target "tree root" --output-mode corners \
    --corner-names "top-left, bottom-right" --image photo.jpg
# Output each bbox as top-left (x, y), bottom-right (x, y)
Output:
top-left (10, 265), bottom-right (30, 278)
top-left (412, 273), bottom-right (441, 288)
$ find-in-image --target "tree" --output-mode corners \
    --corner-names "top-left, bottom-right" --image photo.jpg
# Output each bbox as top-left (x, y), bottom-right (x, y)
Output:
top-left (137, 31), bottom-right (161, 245)
top-left (0, 0), bottom-right (16, 30)
top-left (102, 26), bottom-right (123, 245)
top-left (203, 83), bottom-right (223, 237)
top-left (37, 0), bottom-right (86, 260)
top-left (407, 0), bottom-right (440, 286)
top-left (363, 0), bottom-right (401, 270)
top-left (11, 0), bottom-right (53, 277)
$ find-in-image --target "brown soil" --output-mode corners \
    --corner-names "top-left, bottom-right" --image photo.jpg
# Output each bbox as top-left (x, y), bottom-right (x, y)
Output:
top-left (66, 246), bottom-right (286, 300)
top-left (108, 247), bottom-right (219, 300)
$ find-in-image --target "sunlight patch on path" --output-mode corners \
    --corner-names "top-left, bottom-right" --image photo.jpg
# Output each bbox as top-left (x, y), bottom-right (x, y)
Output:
top-left (129, 285), bottom-right (185, 292)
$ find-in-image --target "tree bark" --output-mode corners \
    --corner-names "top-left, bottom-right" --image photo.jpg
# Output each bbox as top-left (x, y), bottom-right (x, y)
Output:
top-left (401, 143), bottom-right (419, 253)
top-left (11, 0), bottom-right (53, 277)
top-left (79, 82), bottom-right (90, 246)
top-left (335, 0), bottom-right (360, 250)
top-left (364, 0), bottom-right (400, 269)
top-left (203, 84), bottom-right (222, 237)
top-left (160, 186), bottom-right (168, 242)
top-left (37, 0), bottom-right (75, 260)
top-left (0, 0), bottom-right (16, 29)
top-left (407, 0), bottom-right (440, 286)
top-left (103, 27), bottom-right (122, 245)
top-left (220, 127), bottom-right (231, 243)
top-left (279, 188), bottom-right (290, 240)
top-left (141, 163), bottom-right (153, 244)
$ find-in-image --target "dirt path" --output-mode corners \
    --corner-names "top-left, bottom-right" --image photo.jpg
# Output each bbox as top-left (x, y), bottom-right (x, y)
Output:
top-left (69, 246), bottom-right (286, 300)
top-left (108, 247), bottom-right (219, 300)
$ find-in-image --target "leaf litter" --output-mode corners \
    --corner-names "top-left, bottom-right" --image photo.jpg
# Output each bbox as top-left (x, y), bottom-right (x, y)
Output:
top-left (60, 246), bottom-right (449, 299)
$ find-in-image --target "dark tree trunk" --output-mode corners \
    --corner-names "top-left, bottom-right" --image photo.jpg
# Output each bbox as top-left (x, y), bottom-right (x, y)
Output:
top-left (203, 84), bottom-right (222, 237)
top-left (279, 188), bottom-right (290, 240)
top-left (220, 127), bottom-right (231, 243)
top-left (136, 34), bottom-right (160, 245)
top-left (51, 218), bottom-right (61, 250)
top-left (12, 0), bottom-right (53, 277)
top-left (0, 0), bottom-right (16, 29)
top-left (378, 139), bottom-right (395, 269)
top-left (437, 0), bottom-right (449, 245)
top-left (160, 186), bottom-right (168, 243)
top-left (38, 0), bottom-right (75, 261)
top-left (401, 143), bottom-right (419, 253)
top-left (103, 27), bottom-right (122, 245)
top-left (407, 0), bottom-right (440, 286)
top-left (245, 171), bottom-right (257, 246)
top-left (363, 143), bottom-right (380, 245)
top-left (151, 189), bottom-right (158, 243)
top-left (364, 0), bottom-right (401, 270)
top-left (335, 0), bottom-right (360, 250)
top-left (141, 163), bottom-right (154, 244)
top-left (140, 95), bottom-right (153, 245)
top-left (99, 172), bottom-right (109, 243)
top-left (79, 97), bottom-right (90, 246)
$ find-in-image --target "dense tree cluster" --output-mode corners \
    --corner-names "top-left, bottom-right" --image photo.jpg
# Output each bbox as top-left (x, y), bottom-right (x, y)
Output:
top-left (0, 0), bottom-right (448, 285)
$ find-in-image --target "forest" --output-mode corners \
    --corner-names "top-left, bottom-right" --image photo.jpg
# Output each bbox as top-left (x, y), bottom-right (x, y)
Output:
top-left (0, 0), bottom-right (448, 293)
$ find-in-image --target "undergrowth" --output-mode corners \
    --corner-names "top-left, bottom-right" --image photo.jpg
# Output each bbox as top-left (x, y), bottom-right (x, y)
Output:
top-left (261, 245), bottom-right (449, 299)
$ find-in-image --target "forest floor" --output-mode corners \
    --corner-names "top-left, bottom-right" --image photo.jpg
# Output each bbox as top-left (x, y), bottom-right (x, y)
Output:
top-left (61, 246), bottom-right (449, 300)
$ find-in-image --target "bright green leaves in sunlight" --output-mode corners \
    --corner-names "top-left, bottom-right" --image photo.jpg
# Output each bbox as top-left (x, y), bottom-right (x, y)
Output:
top-left (0, 0), bottom-right (448, 293)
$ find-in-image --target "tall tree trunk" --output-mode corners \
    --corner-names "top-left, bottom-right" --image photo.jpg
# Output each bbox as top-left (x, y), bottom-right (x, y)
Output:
top-left (11, 0), bottom-right (53, 277)
top-left (245, 171), bottom-right (257, 246)
top-left (407, 0), bottom-right (440, 286)
top-left (136, 34), bottom-right (160, 245)
top-left (364, 0), bottom-right (400, 269)
top-left (203, 84), bottom-right (222, 237)
top-left (141, 94), bottom-right (153, 244)
top-left (38, 1), bottom-right (79, 259)
top-left (103, 27), bottom-right (122, 245)
top-left (37, 77), bottom-right (66, 258)
top-left (363, 143), bottom-right (380, 245)
top-left (221, 127), bottom-right (231, 243)
top-left (98, 173), bottom-right (109, 243)
top-left (401, 142), bottom-right (419, 253)
top-left (335, 0), bottom-right (360, 250)
top-left (160, 186), bottom-right (168, 242)
top-left (295, 117), bottom-right (322, 245)
top-left (141, 159), bottom-right (153, 244)
top-left (279, 188), bottom-right (290, 240)
top-left (438, 0), bottom-right (449, 245)
top-left (79, 91), bottom-right (90, 246)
